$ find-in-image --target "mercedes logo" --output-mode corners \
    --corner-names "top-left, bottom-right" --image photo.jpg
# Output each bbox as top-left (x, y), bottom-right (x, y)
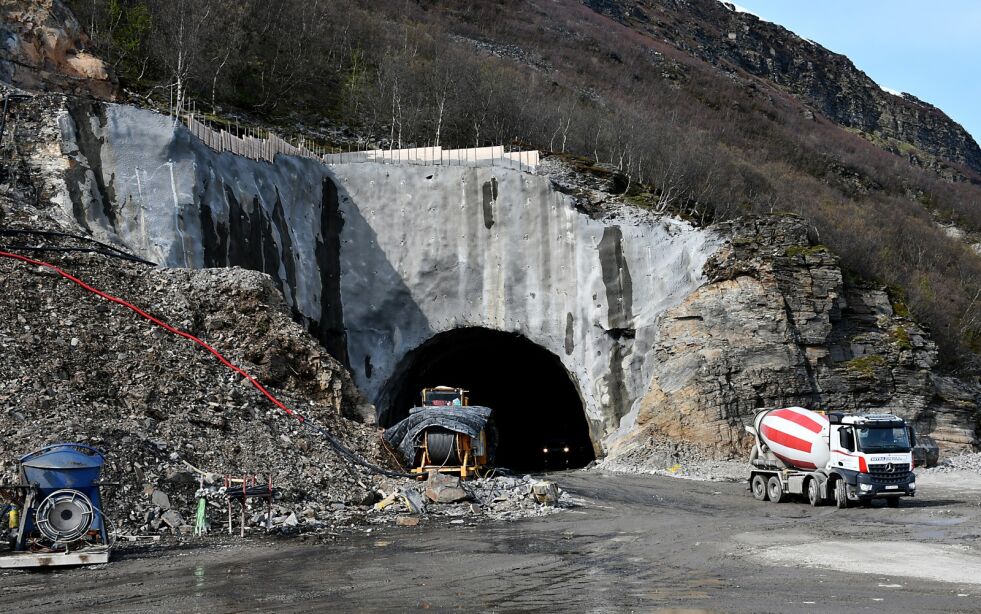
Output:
top-left (885, 463), bottom-right (895, 473)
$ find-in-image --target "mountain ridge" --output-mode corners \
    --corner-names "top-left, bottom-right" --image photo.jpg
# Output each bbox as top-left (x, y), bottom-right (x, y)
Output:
top-left (583, 0), bottom-right (981, 175)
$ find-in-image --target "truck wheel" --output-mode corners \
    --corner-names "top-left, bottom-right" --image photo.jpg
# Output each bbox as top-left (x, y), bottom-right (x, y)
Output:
top-left (766, 476), bottom-right (784, 503)
top-left (751, 474), bottom-right (768, 501)
top-left (834, 481), bottom-right (849, 509)
top-left (807, 479), bottom-right (823, 507)
top-left (886, 498), bottom-right (900, 508)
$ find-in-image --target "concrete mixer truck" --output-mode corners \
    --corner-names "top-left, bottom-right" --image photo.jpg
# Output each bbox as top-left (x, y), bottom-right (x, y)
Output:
top-left (746, 407), bottom-right (916, 508)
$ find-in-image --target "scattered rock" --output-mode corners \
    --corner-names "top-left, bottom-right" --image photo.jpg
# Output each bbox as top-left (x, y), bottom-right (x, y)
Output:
top-left (530, 480), bottom-right (560, 506)
top-left (161, 510), bottom-right (183, 529)
top-left (400, 489), bottom-right (427, 515)
top-left (424, 472), bottom-right (469, 504)
top-left (149, 489), bottom-right (171, 510)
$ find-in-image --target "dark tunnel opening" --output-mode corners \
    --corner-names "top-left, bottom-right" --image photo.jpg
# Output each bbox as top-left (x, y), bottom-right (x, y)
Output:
top-left (380, 328), bottom-right (596, 471)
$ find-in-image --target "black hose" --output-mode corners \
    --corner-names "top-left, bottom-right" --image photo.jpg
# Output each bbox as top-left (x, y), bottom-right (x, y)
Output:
top-left (302, 420), bottom-right (417, 479)
top-left (0, 228), bottom-right (156, 265)
top-left (0, 244), bottom-right (156, 265)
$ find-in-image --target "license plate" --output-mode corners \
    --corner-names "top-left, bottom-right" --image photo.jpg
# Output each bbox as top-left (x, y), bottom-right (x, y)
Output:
top-left (885, 485), bottom-right (899, 490)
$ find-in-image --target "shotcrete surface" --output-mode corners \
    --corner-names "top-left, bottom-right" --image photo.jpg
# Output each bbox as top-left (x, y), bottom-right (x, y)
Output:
top-left (61, 102), bottom-right (722, 448)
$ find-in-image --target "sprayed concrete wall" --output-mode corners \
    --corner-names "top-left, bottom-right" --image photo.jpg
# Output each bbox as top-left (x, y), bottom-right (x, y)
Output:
top-left (57, 102), bottom-right (722, 452)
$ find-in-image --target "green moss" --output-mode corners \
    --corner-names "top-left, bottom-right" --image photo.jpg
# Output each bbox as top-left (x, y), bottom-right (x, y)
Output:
top-left (784, 244), bottom-right (828, 258)
top-left (845, 354), bottom-right (886, 377)
top-left (884, 284), bottom-right (911, 318)
top-left (891, 326), bottom-right (912, 350)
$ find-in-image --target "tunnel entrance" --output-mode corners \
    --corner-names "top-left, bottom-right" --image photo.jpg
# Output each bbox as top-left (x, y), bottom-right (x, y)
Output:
top-left (380, 328), bottom-right (596, 471)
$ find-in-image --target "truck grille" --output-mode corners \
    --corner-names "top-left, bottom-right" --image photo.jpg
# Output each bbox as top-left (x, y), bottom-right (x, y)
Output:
top-left (868, 463), bottom-right (911, 484)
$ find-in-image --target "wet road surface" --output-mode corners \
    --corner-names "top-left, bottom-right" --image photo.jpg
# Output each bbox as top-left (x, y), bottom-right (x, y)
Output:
top-left (2, 470), bottom-right (980, 612)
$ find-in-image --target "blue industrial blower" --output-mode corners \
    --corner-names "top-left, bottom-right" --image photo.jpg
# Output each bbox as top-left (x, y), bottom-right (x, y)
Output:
top-left (1, 443), bottom-right (112, 567)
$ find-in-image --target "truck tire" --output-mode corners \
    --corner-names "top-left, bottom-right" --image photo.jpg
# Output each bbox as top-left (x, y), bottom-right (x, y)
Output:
top-left (751, 474), bottom-right (768, 501)
top-left (886, 497), bottom-right (900, 508)
top-left (766, 476), bottom-right (784, 503)
top-left (834, 480), bottom-right (849, 509)
top-left (807, 478), bottom-right (823, 507)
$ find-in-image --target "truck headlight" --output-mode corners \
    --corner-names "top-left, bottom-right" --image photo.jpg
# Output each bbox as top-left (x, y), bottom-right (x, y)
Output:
top-left (859, 483), bottom-right (872, 491)
top-left (909, 482), bottom-right (915, 490)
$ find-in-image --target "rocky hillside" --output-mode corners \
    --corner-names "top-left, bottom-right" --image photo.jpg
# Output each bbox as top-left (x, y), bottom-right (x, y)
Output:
top-left (586, 0), bottom-right (981, 175)
top-left (608, 215), bottom-right (979, 468)
top-left (61, 0), bottom-right (981, 368)
top-left (0, 0), bottom-right (977, 477)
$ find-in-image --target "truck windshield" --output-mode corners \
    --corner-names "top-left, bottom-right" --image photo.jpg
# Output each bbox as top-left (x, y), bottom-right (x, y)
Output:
top-left (856, 426), bottom-right (910, 453)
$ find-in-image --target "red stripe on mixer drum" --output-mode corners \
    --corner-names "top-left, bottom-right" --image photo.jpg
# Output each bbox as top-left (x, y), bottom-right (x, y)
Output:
top-left (771, 408), bottom-right (825, 434)
top-left (772, 451), bottom-right (817, 470)
top-left (762, 424), bottom-right (813, 453)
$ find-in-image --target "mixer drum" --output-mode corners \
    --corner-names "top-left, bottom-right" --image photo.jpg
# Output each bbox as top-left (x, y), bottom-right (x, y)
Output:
top-left (35, 489), bottom-right (96, 542)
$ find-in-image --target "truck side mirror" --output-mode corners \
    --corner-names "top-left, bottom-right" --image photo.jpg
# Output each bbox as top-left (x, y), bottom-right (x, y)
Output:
top-left (908, 427), bottom-right (917, 448)
top-left (838, 429), bottom-right (854, 452)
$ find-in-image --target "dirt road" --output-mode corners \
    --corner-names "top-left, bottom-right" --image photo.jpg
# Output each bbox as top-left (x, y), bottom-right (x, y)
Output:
top-left (2, 470), bottom-right (980, 612)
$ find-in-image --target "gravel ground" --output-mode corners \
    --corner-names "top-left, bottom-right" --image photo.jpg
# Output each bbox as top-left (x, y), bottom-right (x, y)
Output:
top-left (4, 470), bottom-right (980, 613)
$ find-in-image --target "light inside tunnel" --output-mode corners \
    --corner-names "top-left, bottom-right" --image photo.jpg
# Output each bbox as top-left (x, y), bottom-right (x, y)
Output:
top-left (380, 327), bottom-right (596, 471)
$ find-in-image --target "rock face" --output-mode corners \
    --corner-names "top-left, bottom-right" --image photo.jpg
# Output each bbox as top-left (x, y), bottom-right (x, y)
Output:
top-left (0, 0), bottom-right (116, 99)
top-left (607, 216), bottom-right (980, 466)
top-left (584, 0), bottom-right (981, 175)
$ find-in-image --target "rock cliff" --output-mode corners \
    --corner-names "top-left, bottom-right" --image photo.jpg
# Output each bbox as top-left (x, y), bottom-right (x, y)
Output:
top-left (608, 216), bottom-right (979, 466)
top-left (0, 0), bottom-right (116, 99)
top-left (6, 93), bottom-right (976, 463)
top-left (584, 0), bottom-right (981, 175)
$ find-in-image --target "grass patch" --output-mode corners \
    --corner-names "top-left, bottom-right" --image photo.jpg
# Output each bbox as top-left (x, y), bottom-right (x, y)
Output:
top-left (844, 354), bottom-right (887, 377)
top-left (891, 326), bottom-right (912, 350)
top-left (785, 244), bottom-right (828, 258)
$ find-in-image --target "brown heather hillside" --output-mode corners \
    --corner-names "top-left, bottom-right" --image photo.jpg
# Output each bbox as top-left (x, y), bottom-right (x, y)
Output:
top-left (61, 0), bottom-right (981, 369)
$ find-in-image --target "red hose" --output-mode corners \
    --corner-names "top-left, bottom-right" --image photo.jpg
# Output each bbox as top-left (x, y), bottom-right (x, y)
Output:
top-left (0, 250), bottom-right (302, 421)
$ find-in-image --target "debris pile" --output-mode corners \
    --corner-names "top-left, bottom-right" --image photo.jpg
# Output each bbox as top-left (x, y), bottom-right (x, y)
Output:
top-left (0, 231), bottom-right (386, 535)
top-left (600, 435), bottom-right (745, 482)
top-left (919, 453), bottom-right (981, 474)
top-left (370, 474), bottom-right (571, 525)
top-left (0, 219), bottom-right (574, 537)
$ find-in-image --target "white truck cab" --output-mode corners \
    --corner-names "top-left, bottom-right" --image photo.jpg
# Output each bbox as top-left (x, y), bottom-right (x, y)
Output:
top-left (827, 413), bottom-right (916, 505)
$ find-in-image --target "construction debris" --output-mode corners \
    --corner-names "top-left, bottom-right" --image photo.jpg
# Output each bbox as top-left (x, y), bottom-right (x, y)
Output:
top-left (0, 216), bottom-right (576, 541)
top-left (531, 480), bottom-right (560, 505)
top-left (424, 472), bottom-right (470, 504)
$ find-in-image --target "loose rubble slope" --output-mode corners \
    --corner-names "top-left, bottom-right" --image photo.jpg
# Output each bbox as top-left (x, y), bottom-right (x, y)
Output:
top-left (0, 214), bottom-right (386, 534)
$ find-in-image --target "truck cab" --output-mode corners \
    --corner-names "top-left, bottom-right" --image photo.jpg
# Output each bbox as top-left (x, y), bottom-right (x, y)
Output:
top-left (828, 413), bottom-right (916, 506)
